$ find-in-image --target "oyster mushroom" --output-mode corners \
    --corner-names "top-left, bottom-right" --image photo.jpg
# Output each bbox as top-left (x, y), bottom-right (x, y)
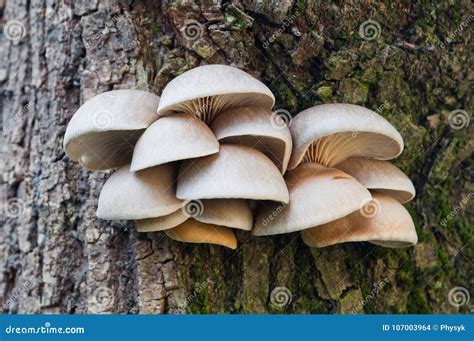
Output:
top-left (210, 106), bottom-right (292, 173)
top-left (166, 220), bottom-right (238, 250)
top-left (96, 164), bottom-right (182, 220)
top-left (301, 192), bottom-right (418, 248)
top-left (131, 66), bottom-right (289, 174)
top-left (177, 144), bottom-right (289, 203)
top-left (136, 199), bottom-right (253, 232)
top-left (254, 103), bottom-right (412, 243)
top-left (64, 90), bottom-right (160, 170)
top-left (135, 209), bottom-right (189, 233)
top-left (288, 103), bottom-right (403, 169)
top-left (150, 199), bottom-right (253, 249)
top-left (130, 113), bottom-right (219, 171)
top-left (157, 64), bottom-right (275, 124)
top-left (335, 157), bottom-right (415, 203)
top-left (253, 163), bottom-right (371, 236)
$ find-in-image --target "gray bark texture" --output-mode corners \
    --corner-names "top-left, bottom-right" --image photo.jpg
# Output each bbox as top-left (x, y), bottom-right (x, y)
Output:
top-left (0, 0), bottom-right (472, 314)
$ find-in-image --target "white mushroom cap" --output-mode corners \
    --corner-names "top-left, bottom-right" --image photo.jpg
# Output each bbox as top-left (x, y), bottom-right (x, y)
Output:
top-left (130, 113), bottom-right (219, 171)
top-left (210, 106), bottom-right (292, 173)
top-left (177, 144), bottom-right (289, 203)
top-left (135, 209), bottom-right (188, 232)
top-left (97, 164), bottom-right (182, 220)
top-left (288, 104), bottom-right (404, 169)
top-left (301, 192), bottom-right (418, 248)
top-left (253, 163), bottom-right (372, 236)
top-left (166, 220), bottom-right (237, 249)
top-left (157, 65), bottom-right (275, 124)
top-left (193, 199), bottom-right (253, 231)
top-left (135, 199), bottom-right (253, 233)
top-left (64, 90), bottom-right (160, 170)
top-left (336, 157), bottom-right (415, 203)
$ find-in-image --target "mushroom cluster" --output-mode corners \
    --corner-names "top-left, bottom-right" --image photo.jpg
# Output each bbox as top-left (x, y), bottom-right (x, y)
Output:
top-left (253, 104), bottom-right (417, 248)
top-left (64, 65), bottom-right (291, 249)
top-left (64, 64), bottom-right (417, 250)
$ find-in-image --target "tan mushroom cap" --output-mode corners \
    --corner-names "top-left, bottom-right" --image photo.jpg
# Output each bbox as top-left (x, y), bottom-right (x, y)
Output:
top-left (288, 104), bottom-right (404, 169)
top-left (336, 157), bottom-right (415, 203)
top-left (130, 113), bottom-right (219, 171)
top-left (166, 220), bottom-right (237, 249)
top-left (97, 164), bottom-right (182, 220)
top-left (157, 65), bottom-right (275, 124)
top-left (253, 162), bottom-right (372, 236)
top-left (177, 144), bottom-right (289, 203)
top-left (64, 90), bottom-right (160, 170)
top-left (210, 106), bottom-right (292, 173)
top-left (136, 199), bottom-right (253, 232)
top-left (301, 192), bottom-right (418, 248)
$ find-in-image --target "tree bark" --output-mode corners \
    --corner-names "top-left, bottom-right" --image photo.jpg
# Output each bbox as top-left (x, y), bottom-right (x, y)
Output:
top-left (1, 0), bottom-right (472, 314)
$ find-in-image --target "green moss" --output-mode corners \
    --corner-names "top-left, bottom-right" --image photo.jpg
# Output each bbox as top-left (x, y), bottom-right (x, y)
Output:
top-left (339, 78), bottom-right (368, 104)
top-left (316, 86), bottom-right (333, 103)
top-left (271, 81), bottom-right (298, 112)
top-left (407, 288), bottom-right (432, 313)
top-left (225, 4), bottom-right (254, 30)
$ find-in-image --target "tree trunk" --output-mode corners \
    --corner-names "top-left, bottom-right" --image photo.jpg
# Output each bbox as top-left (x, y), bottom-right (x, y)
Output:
top-left (1, 0), bottom-right (472, 314)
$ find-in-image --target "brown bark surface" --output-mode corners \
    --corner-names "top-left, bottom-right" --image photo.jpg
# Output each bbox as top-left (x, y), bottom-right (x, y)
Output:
top-left (1, 1), bottom-right (472, 314)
